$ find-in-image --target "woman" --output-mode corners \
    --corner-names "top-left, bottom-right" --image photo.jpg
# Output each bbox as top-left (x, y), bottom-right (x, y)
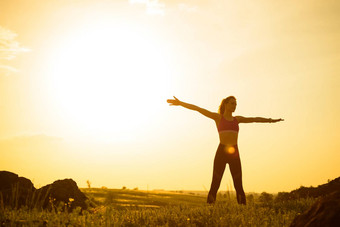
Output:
top-left (167, 96), bottom-right (283, 205)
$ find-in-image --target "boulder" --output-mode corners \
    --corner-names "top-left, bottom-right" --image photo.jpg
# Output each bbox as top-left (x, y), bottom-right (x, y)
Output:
top-left (290, 191), bottom-right (340, 227)
top-left (37, 179), bottom-right (88, 211)
top-left (0, 171), bottom-right (35, 208)
top-left (0, 171), bottom-right (88, 211)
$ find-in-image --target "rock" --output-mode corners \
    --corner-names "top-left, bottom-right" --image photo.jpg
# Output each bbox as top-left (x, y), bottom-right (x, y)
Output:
top-left (0, 171), bottom-right (19, 191)
top-left (0, 171), bottom-right (88, 211)
top-left (37, 179), bottom-right (88, 211)
top-left (290, 191), bottom-right (340, 227)
top-left (0, 171), bottom-right (35, 208)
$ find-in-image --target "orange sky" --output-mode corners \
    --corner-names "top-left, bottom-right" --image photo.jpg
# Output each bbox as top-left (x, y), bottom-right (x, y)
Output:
top-left (1, 0), bottom-right (339, 193)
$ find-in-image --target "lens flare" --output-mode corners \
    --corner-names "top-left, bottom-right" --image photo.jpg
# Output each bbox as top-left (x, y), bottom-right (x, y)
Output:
top-left (224, 146), bottom-right (235, 154)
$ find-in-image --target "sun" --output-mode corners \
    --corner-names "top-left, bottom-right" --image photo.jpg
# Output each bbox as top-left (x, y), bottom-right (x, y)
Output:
top-left (46, 22), bottom-right (172, 141)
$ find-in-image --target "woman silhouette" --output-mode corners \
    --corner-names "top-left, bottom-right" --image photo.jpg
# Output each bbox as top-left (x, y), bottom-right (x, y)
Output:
top-left (167, 96), bottom-right (283, 205)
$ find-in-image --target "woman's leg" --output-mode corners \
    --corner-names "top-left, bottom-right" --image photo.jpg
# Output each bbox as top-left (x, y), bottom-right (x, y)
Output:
top-left (229, 155), bottom-right (246, 205)
top-left (207, 144), bottom-right (227, 204)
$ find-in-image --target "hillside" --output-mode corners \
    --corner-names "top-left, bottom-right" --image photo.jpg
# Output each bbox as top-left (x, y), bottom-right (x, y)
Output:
top-left (276, 176), bottom-right (340, 201)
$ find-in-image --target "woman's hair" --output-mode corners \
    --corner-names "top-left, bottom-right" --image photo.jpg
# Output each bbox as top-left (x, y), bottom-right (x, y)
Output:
top-left (218, 96), bottom-right (236, 115)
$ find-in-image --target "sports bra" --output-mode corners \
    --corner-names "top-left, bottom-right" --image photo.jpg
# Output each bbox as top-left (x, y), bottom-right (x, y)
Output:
top-left (217, 116), bottom-right (239, 133)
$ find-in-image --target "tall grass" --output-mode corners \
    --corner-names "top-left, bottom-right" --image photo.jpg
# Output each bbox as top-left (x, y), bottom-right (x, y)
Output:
top-left (1, 188), bottom-right (316, 226)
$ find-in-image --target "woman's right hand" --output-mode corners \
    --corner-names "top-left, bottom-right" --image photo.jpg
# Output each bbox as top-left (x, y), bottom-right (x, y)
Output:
top-left (167, 96), bottom-right (181, 106)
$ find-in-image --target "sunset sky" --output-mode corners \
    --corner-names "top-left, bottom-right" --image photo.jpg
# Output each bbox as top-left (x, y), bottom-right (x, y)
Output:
top-left (1, 0), bottom-right (339, 193)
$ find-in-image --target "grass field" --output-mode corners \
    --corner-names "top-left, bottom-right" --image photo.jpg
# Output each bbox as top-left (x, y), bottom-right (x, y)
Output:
top-left (1, 188), bottom-right (316, 226)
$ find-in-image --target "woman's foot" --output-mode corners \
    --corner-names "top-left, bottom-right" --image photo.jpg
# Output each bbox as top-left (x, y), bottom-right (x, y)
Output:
top-left (207, 193), bottom-right (216, 204)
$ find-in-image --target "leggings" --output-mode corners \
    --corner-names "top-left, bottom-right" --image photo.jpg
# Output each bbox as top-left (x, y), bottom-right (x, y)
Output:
top-left (207, 144), bottom-right (246, 205)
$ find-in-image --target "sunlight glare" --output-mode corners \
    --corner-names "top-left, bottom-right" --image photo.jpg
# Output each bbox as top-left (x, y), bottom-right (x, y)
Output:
top-left (47, 23), bottom-right (172, 141)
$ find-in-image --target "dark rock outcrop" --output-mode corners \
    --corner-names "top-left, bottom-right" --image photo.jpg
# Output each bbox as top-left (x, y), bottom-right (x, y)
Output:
top-left (290, 191), bottom-right (340, 227)
top-left (37, 179), bottom-right (88, 211)
top-left (0, 171), bottom-right (88, 211)
top-left (0, 171), bottom-right (35, 208)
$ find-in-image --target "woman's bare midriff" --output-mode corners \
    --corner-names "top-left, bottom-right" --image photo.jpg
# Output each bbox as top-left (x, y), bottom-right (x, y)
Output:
top-left (218, 132), bottom-right (238, 146)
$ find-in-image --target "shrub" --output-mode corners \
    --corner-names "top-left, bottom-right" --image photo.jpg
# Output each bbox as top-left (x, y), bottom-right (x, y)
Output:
top-left (258, 192), bottom-right (274, 204)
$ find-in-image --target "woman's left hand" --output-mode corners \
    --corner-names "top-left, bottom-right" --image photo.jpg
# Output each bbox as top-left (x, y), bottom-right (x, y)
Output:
top-left (271, 118), bottom-right (284, 123)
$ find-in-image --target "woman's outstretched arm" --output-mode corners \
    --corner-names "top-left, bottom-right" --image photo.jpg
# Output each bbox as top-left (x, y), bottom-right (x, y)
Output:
top-left (236, 116), bottom-right (284, 123)
top-left (167, 96), bottom-right (219, 121)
